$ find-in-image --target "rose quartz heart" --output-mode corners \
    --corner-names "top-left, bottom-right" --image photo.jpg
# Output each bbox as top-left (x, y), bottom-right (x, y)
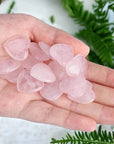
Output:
top-left (39, 41), bottom-right (51, 57)
top-left (0, 67), bottom-right (22, 83)
top-left (31, 63), bottom-right (56, 83)
top-left (68, 87), bottom-right (95, 104)
top-left (4, 36), bottom-right (30, 61)
top-left (22, 55), bottom-right (38, 69)
top-left (40, 81), bottom-right (63, 101)
top-left (67, 81), bottom-right (94, 104)
top-left (29, 42), bottom-right (50, 61)
top-left (50, 44), bottom-right (74, 67)
top-left (0, 56), bottom-right (21, 74)
top-left (49, 60), bottom-right (67, 80)
top-left (66, 54), bottom-right (87, 77)
top-left (17, 69), bottom-right (44, 93)
top-left (59, 76), bottom-right (87, 98)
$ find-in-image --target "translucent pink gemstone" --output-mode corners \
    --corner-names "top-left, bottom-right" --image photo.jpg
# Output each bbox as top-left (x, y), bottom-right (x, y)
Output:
top-left (39, 41), bottom-right (51, 57)
top-left (0, 56), bottom-right (21, 74)
top-left (59, 76), bottom-right (87, 98)
top-left (17, 69), bottom-right (44, 93)
top-left (68, 91), bottom-right (95, 104)
top-left (68, 81), bottom-right (95, 104)
top-left (22, 55), bottom-right (38, 69)
top-left (1, 67), bottom-right (23, 83)
top-left (40, 81), bottom-right (63, 101)
top-left (86, 80), bottom-right (92, 89)
top-left (4, 36), bottom-right (30, 61)
top-left (29, 42), bottom-right (50, 61)
top-left (50, 44), bottom-right (74, 67)
top-left (31, 63), bottom-right (56, 83)
top-left (49, 60), bottom-right (67, 80)
top-left (66, 54), bottom-right (87, 77)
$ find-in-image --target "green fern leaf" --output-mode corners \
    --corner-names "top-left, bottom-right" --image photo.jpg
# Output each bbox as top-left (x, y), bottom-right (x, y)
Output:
top-left (50, 125), bottom-right (114, 144)
top-left (63, 0), bottom-right (114, 67)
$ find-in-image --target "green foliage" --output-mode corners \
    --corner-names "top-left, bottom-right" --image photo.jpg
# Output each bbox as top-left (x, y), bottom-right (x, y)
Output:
top-left (50, 125), bottom-right (114, 144)
top-left (50, 16), bottom-right (55, 24)
top-left (7, 1), bottom-right (15, 14)
top-left (62, 0), bottom-right (114, 68)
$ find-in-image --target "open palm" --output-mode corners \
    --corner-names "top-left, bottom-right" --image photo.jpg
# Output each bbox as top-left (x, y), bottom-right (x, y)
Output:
top-left (0, 14), bottom-right (113, 132)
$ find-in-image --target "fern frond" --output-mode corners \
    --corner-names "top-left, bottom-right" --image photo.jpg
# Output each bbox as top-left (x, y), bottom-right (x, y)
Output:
top-left (108, 3), bottom-right (114, 12)
top-left (76, 29), bottom-right (114, 67)
top-left (62, 0), bottom-right (96, 27)
top-left (62, 0), bottom-right (114, 68)
top-left (50, 125), bottom-right (114, 144)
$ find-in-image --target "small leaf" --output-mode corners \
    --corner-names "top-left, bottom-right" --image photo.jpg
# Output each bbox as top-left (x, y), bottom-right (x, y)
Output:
top-left (50, 16), bottom-right (55, 24)
top-left (7, 1), bottom-right (15, 13)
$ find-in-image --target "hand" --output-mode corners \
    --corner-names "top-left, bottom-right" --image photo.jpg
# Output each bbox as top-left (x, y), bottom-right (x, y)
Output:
top-left (0, 14), bottom-right (113, 132)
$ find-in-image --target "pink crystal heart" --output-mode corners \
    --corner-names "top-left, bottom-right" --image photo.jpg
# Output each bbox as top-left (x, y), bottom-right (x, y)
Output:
top-left (40, 81), bottom-right (63, 101)
top-left (50, 44), bottom-right (74, 67)
top-left (49, 60), bottom-right (67, 80)
top-left (0, 56), bottom-right (21, 74)
top-left (22, 55), bottom-right (38, 69)
top-left (68, 81), bottom-right (95, 104)
top-left (59, 76), bottom-right (87, 98)
top-left (1, 67), bottom-right (22, 83)
top-left (66, 54), bottom-right (87, 77)
top-left (29, 42), bottom-right (50, 61)
top-left (17, 69), bottom-right (44, 93)
top-left (39, 41), bottom-right (51, 58)
top-left (4, 36), bottom-right (30, 61)
top-left (31, 63), bottom-right (56, 83)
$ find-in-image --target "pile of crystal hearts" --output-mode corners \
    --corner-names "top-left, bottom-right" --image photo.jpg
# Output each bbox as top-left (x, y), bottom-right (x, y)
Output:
top-left (0, 35), bottom-right (95, 104)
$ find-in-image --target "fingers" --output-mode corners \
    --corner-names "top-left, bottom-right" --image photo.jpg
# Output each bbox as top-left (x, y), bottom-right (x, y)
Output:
top-left (32, 18), bottom-right (90, 56)
top-left (49, 95), bottom-right (114, 125)
top-left (70, 102), bottom-right (114, 125)
top-left (92, 82), bottom-right (114, 106)
top-left (19, 100), bottom-right (96, 132)
top-left (87, 61), bottom-right (114, 88)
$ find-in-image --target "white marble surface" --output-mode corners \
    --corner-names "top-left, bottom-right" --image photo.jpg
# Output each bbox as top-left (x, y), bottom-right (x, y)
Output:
top-left (0, 0), bottom-right (113, 144)
top-left (0, 117), bottom-right (74, 144)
